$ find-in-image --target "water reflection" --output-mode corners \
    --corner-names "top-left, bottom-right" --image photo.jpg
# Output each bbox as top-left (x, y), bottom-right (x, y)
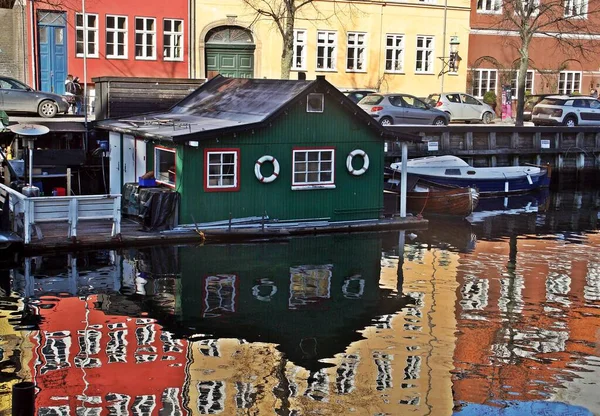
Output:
top-left (0, 190), bottom-right (598, 415)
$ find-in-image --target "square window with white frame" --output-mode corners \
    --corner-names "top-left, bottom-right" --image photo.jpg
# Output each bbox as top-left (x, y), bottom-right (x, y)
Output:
top-left (564, 0), bottom-right (588, 17)
top-left (510, 70), bottom-right (534, 99)
top-left (155, 147), bottom-right (176, 187)
top-left (476, 0), bottom-right (501, 13)
top-left (316, 31), bottom-right (337, 71)
top-left (472, 69), bottom-right (497, 98)
top-left (106, 15), bottom-right (127, 59)
top-left (293, 29), bottom-right (307, 70)
top-left (135, 17), bottom-right (156, 60)
top-left (292, 148), bottom-right (335, 189)
top-left (205, 149), bottom-right (240, 191)
top-left (558, 71), bottom-right (581, 94)
top-left (415, 36), bottom-right (434, 73)
top-left (75, 13), bottom-right (98, 57)
top-left (346, 32), bottom-right (366, 72)
top-left (163, 18), bottom-right (183, 61)
top-left (385, 34), bottom-right (404, 73)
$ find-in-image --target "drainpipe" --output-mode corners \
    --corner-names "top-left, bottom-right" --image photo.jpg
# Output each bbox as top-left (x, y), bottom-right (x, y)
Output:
top-left (440, 0), bottom-right (448, 93)
top-left (21, 0), bottom-right (27, 82)
top-left (82, 0), bottom-right (88, 136)
top-left (29, 0), bottom-right (36, 88)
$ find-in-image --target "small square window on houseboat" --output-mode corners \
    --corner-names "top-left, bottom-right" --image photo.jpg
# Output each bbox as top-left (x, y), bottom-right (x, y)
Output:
top-left (205, 149), bottom-right (240, 192)
top-left (307, 93), bottom-right (324, 112)
top-left (292, 148), bottom-right (335, 189)
top-left (444, 168), bottom-right (461, 176)
top-left (155, 146), bottom-right (176, 187)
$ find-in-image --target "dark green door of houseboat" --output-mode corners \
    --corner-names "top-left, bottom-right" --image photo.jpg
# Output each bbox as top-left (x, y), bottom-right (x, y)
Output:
top-left (205, 26), bottom-right (255, 78)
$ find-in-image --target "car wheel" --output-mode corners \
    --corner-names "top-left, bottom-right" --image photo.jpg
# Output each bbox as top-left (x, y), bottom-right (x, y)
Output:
top-left (563, 116), bottom-right (577, 127)
top-left (38, 100), bottom-right (58, 118)
top-left (482, 112), bottom-right (494, 124)
top-left (433, 117), bottom-right (447, 126)
top-left (379, 117), bottom-right (393, 127)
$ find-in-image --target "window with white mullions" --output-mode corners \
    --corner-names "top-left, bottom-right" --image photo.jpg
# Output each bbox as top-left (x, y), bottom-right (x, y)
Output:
top-left (565, 0), bottom-right (588, 17)
top-left (206, 150), bottom-right (239, 189)
top-left (476, 0), bottom-right (501, 12)
top-left (558, 71), bottom-right (581, 94)
top-left (385, 34), bottom-right (404, 73)
top-left (135, 17), bottom-right (156, 59)
top-left (155, 147), bottom-right (176, 187)
top-left (75, 13), bottom-right (98, 57)
top-left (317, 31), bottom-right (337, 71)
top-left (510, 70), bottom-right (534, 99)
top-left (106, 15), bottom-right (127, 59)
top-left (472, 69), bottom-right (497, 98)
top-left (346, 32), bottom-right (366, 71)
top-left (292, 149), bottom-right (334, 186)
top-left (415, 36), bottom-right (434, 73)
top-left (163, 18), bottom-right (183, 61)
top-left (293, 29), bottom-right (307, 70)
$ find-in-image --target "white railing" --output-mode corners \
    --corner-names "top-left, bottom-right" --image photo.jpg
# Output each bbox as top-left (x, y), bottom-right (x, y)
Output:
top-left (0, 184), bottom-right (121, 244)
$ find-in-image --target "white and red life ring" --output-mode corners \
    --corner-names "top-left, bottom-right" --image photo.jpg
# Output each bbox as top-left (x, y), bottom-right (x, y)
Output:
top-left (346, 149), bottom-right (369, 176)
top-left (255, 155), bottom-right (280, 183)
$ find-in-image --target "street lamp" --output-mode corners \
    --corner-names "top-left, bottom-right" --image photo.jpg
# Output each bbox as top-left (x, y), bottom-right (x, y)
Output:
top-left (438, 36), bottom-right (461, 76)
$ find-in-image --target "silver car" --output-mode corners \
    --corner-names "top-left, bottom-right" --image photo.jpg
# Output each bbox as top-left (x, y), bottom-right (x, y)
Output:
top-left (427, 92), bottom-right (495, 124)
top-left (0, 76), bottom-right (70, 118)
top-left (358, 93), bottom-right (449, 126)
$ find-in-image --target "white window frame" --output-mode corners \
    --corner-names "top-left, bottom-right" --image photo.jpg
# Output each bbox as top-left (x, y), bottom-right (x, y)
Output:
top-left (292, 29), bottom-right (307, 70)
top-left (521, 0), bottom-right (540, 15)
top-left (135, 17), bottom-right (157, 60)
top-left (415, 35), bottom-right (435, 74)
top-left (564, 0), bottom-right (588, 17)
top-left (346, 32), bottom-right (367, 72)
top-left (558, 71), bottom-right (582, 94)
top-left (472, 69), bottom-right (498, 98)
top-left (292, 148), bottom-right (335, 190)
top-left (75, 13), bottom-right (98, 58)
top-left (154, 147), bottom-right (176, 188)
top-left (385, 34), bottom-right (405, 73)
top-left (316, 30), bottom-right (337, 71)
top-left (510, 70), bottom-right (534, 99)
top-left (476, 0), bottom-right (502, 13)
top-left (106, 15), bottom-right (127, 59)
top-left (163, 18), bottom-right (184, 61)
top-left (205, 149), bottom-right (239, 191)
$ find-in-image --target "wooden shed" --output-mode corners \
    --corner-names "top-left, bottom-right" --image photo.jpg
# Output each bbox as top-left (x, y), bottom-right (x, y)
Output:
top-left (94, 75), bottom-right (419, 226)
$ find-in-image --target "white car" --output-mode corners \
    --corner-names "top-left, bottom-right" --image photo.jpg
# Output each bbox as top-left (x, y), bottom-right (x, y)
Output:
top-left (427, 92), bottom-right (495, 124)
top-left (531, 95), bottom-right (600, 126)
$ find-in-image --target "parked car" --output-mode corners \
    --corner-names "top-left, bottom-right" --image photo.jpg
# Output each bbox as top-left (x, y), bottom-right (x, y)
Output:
top-left (531, 95), bottom-right (600, 126)
top-left (523, 94), bottom-right (553, 121)
top-left (426, 92), bottom-right (495, 124)
top-left (358, 93), bottom-right (450, 126)
top-left (0, 76), bottom-right (69, 118)
top-left (343, 89), bottom-right (377, 103)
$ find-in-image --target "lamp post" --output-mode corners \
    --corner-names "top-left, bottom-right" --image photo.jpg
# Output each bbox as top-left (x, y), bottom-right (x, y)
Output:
top-left (439, 36), bottom-right (461, 92)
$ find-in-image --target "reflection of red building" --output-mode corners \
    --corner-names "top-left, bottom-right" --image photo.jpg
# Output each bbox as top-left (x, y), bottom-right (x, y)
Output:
top-left (452, 236), bottom-right (600, 405)
top-left (29, 296), bottom-right (187, 413)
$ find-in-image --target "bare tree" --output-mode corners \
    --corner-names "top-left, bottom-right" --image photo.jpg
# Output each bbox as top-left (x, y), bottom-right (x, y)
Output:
top-left (489, 0), bottom-right (600, 125)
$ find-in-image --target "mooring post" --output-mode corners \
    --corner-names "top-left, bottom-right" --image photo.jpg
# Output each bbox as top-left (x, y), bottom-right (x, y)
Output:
top-left (12, 381), bottom-right (35, 416)
top-left (228, 212), bottom-right (232, 231)
top-left (262, 211), bottom-right (265, 232)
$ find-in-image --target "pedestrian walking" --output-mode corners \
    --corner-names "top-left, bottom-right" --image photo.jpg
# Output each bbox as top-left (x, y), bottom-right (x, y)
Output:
top-left (64, 74), bottom-right (77, 114)
top-left (72, 76), bottom-right (84, 115)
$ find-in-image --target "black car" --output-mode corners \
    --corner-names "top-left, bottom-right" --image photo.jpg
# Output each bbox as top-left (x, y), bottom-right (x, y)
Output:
top-left (523, 94), bottom-right (553, 121)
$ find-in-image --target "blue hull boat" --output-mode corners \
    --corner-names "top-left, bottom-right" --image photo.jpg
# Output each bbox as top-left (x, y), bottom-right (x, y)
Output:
top-left (389, 155), bottom-right (551, 195)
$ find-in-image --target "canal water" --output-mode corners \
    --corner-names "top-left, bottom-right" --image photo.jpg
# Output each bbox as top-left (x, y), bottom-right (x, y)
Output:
top-left (0, 189), bottom-right (599, 415)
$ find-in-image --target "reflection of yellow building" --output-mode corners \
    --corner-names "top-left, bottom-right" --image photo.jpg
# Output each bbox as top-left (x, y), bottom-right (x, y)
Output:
top-left (192, 0), bottom-right (470, 94)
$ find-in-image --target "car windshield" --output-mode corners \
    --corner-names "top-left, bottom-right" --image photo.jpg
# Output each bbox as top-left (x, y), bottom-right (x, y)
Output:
top-left (0, 78), bottom-right (30, 90)
top-left (539, 98), bottom-right (567, 106)
top-left (427, 94), bottom-right (440, 106)
top-left (358, 95), bottom-right (384, 105)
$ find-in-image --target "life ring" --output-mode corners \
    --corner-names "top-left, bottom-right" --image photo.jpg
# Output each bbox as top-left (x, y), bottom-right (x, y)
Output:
top-left (255, 155), bottom-right (280, 183)
top-left (346, 149), bottom-right (369, 176)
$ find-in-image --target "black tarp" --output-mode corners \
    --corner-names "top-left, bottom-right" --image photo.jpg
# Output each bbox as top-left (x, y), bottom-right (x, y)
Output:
top-left (138, 187), bottom-right (179, 231)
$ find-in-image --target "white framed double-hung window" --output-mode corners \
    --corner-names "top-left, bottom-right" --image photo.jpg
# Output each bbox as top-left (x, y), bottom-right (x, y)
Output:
top-left (163, 18), bottom-right (184, 61)
top-left (135, 17), bottom-right (156, 60)
top-left (75, 13), bottom-right (98, 57)
top-left (316, 31), bottom-right (337, 71)
top-left (106, 15), bottom-right (127, 59)
top-left (510, 70), bottom-right (534, 99)
top-left (385, 34), bottom-right (404, 73)
top-left (564, 0), bottom-right (588, 17)
top-left (346, 32), bottom-right (366, 72)
top-left (204, 148), bottom-right (240, 192)
top-left (476, 0), bottom-right (501, 13)
top-left (558, 71), bottom-right (581, 94)
top-left (155, 146), bottom-right (176, 188)
top-left (472, 69), bottom-right (497, 98)
top-left (293, 29), bottom-right (307, 70)
top-left (415, 36), bottom-right (434, 74)
top-left (292, 148), bottom-right (335, 190)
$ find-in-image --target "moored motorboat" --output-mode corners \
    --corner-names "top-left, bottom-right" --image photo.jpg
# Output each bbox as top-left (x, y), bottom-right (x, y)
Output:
top-left (389, 155), bottom-right (550, 195)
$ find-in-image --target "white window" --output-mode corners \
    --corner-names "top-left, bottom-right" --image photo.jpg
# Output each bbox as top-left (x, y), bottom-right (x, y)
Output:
top-left (415, 36), bottom-right (434, 73)
top-left (476, 0), bottom-right (501, 13)
top-left (75, 13), bottom-right (98, 57)
top-left (106, 15), bottom-right (127, 59)
top-left (521, 0), bottom-right (540, 15)
top-left (558, 71), bottom-right (581, 94)
top-left (292, 148), bottom-right (335, 189)
top-left (385, 34), bottom-right (404, 73)
top-left (135, 17), bottom-right (156, 60)
top-left (316, 31), bottom-right (337, 71)
top-left (346, 32), bottom-right (366, 72)
top-left (293, 29), bottom-right (307, 70)
top-left (510, 70), bottom-right (534, 99)
top-left (565, 0), bottom-right (588, 17)
top-left (155, 147), bottom-right (176, 187)
top-left (205, 149), bottom-right (239, 191)
top-left (163, 18), bottom-right (183, 61)
top-left (472, 69), bottom-right (497, 98)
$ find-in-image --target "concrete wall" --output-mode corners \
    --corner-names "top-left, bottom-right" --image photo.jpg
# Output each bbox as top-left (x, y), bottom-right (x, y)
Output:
top-left (0, 0), bottom-right (26, 82)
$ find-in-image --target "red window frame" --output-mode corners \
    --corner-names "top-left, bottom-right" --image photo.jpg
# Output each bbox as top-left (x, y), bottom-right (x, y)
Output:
top-left (203, 148), bottom-right (241, 192)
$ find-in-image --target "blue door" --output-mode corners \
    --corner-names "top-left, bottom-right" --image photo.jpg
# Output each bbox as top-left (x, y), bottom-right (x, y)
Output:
top-left (38, 12), bottom-right (67, 94)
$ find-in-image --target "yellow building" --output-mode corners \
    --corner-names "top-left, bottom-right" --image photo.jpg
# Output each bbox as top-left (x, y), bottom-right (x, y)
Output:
top-left (191, 0), bottom-right (471, 95)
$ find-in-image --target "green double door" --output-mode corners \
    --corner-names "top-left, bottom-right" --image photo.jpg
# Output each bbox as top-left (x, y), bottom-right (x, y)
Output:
top-left (206, 45), bottom-right (254, 78)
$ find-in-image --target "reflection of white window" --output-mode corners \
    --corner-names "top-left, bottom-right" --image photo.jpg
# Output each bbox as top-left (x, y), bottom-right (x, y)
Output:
top-left (132, 396), bottom-right (156, 414)
top-left (292, 148), bottom-right (335, 189)
top-left (198, 339), bottom-right (220, 357)
top-left (205, 149), bottom-right (239, 191)
top-left (346, 32), bottom-right (366, 71)
top-left (106, 393), bottom-right (131, 414)
top-left (565, 0), bottom-right (588, 17)
top-left (342, 275), bottom-right (365, 299)
top-left (472, 69), bottom-right (497, 98)
top-left (316, 30), bottom-right (337, 70)
top-left (476, 0), bottom-right (501, 12)
top-left (204, 275), bottom-right (236, 317)
top-left (41, 331), bottom-right (72, 374)
top-left (336, 354), bottom-right (360, 394)
top-left (415, 36), bottom-right (434, 73)
top-left (76, 13), bottom-right (99, 57)
top-left (155, 146), bottom-right (176, 187)
top-left (106, 15), bottom-right (127, 58)
top-left (293, 29), bottom-right (307, 70)
top-left (511, 70), bottom-right (534, 99)
top-left (584, 263), bottom-right (600, 301)
top-left (289, 264), bottom-right (332, 309)
top-left (136, 324), bottom-right (156, 346)
top-left (135, 17), bottom-right (156, 59)
top-left (198, 381), bottom-right (225, 414)
top-left (162, 388), bottom-right (183, 415)
top-left (163, 18), bottom-right (183, 61)
top-left (373, 352), bottom-right (393, 390)
top-left (235, 382), bottom-right (256, 409)
top-left (107, 329), bottom-right (128, 363)
top-left (385, 34), bottom-right (404, 73)
top-left (558, 71), bottom-right (581, 94)
top-left (460, 278), bottom-right (489, 310)
top-left (305, 369), bottom-right (329, 401)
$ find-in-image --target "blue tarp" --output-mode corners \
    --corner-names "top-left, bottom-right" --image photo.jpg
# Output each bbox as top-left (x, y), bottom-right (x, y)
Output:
top-left (454, 401), bottom-right (594, 416)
